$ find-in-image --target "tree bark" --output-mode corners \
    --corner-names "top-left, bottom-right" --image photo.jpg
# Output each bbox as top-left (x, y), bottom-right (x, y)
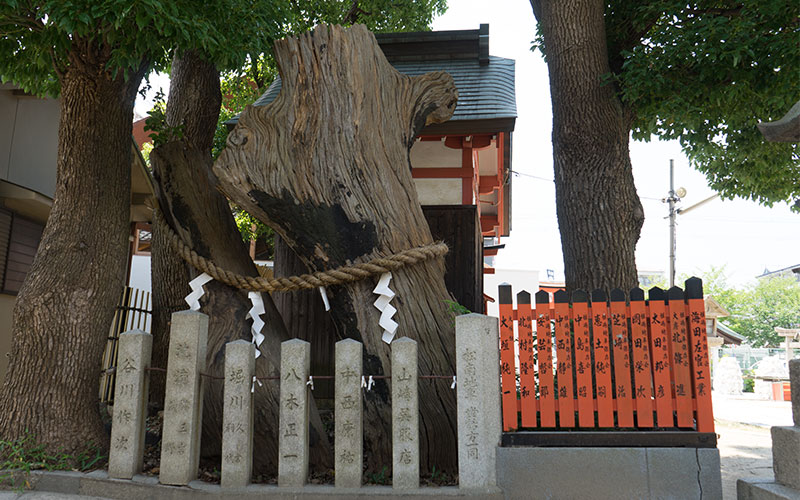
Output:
top-left (213, 24), bottom-right (460, 472)
top-left (533, 0), bottom-right (644, 291)
top-left (0, 39), bottom-right (145, 454)
top-left (150, 49), bottom-right (224, 406)
top-left (149, 50), bottom-right (331, 475)
top-left (273, 235), bottom-right (337, 399)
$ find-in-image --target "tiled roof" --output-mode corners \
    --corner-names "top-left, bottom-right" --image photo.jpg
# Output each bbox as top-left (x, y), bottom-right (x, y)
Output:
top-left (227, 55), bottom-right (516, 125)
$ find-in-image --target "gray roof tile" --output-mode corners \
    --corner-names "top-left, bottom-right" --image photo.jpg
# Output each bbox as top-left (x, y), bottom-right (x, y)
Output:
top-left (230, 56), bottom-right (516, 125)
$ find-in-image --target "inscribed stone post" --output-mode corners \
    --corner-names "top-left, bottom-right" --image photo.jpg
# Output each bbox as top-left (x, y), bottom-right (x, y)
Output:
top-left (772, 358), bottom-right (800, 490)
top-left (221, 340), bottom-right (255, 488)
top-left (791, 359), bottom-right (799, 426)
top-left (278, 339), bottom-right (310, 487)
top-left (159, 310), bottom-right (208, 485)
top-left (392, 337), bottom-right (419, 489)
top-left (335, 339), bottom-right (363, 488)
top-left (455, 313), bottom-right (502, 489)
top-left (108, 329), bottom-right (152, 479)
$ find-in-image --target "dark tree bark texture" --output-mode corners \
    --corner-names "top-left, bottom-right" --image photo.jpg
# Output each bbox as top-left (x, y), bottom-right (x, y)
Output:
top-left (532, 0), bottom-right (644, 291)
top-left (273, 235), bottom-right (337, 399)
top-left (0, 39), bottom-right (145, 454)
top-left (150, 49), bottom-right (224, 406)
top-left (149, 50), bottom-right (331, 474)
top-left (213, 24), bottom-right (460, 472)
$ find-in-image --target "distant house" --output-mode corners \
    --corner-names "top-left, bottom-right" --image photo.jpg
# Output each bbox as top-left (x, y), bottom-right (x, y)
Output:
top-left (716, 323), bottom-right (745, 345)
top-left (0, 81), bottom-right (153, 383)
top-left (704, 295), bottom-right (744, 345)
top-left (757, 264), bottom-right (800, 283)
top-left (228, 24), bottom-right (517, 313)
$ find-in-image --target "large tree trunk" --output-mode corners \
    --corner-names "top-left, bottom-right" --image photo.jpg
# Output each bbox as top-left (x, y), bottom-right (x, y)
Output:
top-left (213, 24), bottom-right (460, 473)
top-left (150, 50), bottom-right (331, 474)
top-left (0, 40), bottom-right (144, 454)
top-left (532, 0), bottom-right (644, 291)
top-left (150, 49), bottom-right (224, 407)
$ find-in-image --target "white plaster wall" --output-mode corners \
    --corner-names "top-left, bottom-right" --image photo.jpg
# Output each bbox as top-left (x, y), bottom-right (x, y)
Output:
top-left (413, 178), bottom-right (462, 205)
top-left (128, 254), bottom-right (151, 293)
top-left (0, 92), bottom-right (59, 198)
top-left (409, 140), bottom-right (460, 168)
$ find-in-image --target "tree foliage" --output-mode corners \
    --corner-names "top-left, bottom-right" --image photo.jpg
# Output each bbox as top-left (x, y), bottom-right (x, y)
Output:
top-left (692, 267), bottom-right (800, 347)
top-left (533, 1), bottom-right (799, 208)
top-left (0, 0), bottom-right (288, 96)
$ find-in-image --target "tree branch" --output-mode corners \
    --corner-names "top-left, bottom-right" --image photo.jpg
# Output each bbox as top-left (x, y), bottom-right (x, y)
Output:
top-left (342, 1), bottom-right (370, 25)
top-left (685, 6), bottom-right (743, 18)
top-left (529, 0), bottom-right (542, 23)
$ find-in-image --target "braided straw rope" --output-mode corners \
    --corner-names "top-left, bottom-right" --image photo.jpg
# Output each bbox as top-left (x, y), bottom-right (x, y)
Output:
top-left (154, 208), bottom-right (448, 293)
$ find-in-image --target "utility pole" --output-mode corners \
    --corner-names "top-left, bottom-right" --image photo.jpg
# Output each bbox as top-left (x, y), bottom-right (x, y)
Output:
top-left (663, 159), bottom-right (719, 288)
top-left (663, 160), bottom-right (684, 288)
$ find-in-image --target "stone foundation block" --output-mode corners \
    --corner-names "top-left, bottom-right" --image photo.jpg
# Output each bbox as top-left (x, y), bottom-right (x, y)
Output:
top-left (772, 426), bottom-right (800, 490)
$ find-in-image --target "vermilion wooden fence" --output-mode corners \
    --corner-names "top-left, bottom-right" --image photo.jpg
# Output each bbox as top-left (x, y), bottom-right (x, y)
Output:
top-left (498, 277), bottom-right (714, 433)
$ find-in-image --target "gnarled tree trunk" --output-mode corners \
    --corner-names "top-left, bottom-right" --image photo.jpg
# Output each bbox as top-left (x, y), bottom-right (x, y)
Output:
top-left (149, 50), bottom-right (331, 475)
top-left (214, 24), bottom-right (460, 472)
top-left (532, 0), bottom-right (644, 291)
top-left (0, 42), bottom-right (145, 454)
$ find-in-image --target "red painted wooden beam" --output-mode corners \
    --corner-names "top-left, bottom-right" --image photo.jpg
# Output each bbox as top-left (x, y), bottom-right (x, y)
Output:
top-left (411, 167), bottom-right (473, 179)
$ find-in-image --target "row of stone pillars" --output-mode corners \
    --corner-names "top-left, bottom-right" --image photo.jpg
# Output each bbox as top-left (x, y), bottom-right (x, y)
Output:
top-left (107, 311), bottom-right (501, 490)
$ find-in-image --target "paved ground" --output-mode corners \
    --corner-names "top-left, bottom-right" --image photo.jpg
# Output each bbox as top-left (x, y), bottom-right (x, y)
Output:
top-left (0, 494), bottom-right (109, 499)
top-left (717, 421), bottom-right (773, 500)
top-left (714, 392), bottom-right (792, 500)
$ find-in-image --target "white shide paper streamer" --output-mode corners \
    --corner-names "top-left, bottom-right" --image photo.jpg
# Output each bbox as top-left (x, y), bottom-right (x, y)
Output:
top-left (247, 291), bottom-right (266, 358)
top-left (319, 287), bottom-right (330, 311)
top-left (372, 272), bottom-right (398, 344)
top-left (185, 273), bottom-right (213, 311)
top-left (361, 375), bottom-right (375, 391)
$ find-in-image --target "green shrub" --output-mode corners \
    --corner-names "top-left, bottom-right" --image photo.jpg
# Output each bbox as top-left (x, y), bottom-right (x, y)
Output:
top-left (0, 433), bottom-right (105, 490)
top-left (743, 370), bottom-right (755, 393)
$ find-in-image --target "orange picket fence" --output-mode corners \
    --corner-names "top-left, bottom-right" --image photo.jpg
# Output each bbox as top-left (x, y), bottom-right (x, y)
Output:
top-left (498, 277), bottom-right (714, 433)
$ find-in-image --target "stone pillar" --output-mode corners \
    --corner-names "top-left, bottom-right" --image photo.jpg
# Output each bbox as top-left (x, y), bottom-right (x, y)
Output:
top-left (706, 337), bottom-right (724, 381)
top-left (278, 339), bottom-right (310, 487)
top-left (770, 359), bottom-right (800, 490)
top-left (334, 339), bottom-right (363, 488)
top-left (791, 359), bottom-right (799, 426)
top-left (221, 340), bottom-right (255, 489)
top-left (160, 311), bottom-right (208, 486)
top-left (456, 313), bottom-right (502, 489)
top-left (108, 329), bottom-right (152, 479)
top-left (392, 337), bottom-right (419, 490)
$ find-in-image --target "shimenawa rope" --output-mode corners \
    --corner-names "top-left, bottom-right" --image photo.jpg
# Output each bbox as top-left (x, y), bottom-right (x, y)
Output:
top-left (154, 207), bottom-right (448, 293)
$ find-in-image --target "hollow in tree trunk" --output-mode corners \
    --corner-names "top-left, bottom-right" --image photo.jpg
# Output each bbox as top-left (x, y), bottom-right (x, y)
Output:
top-left (0, 41), bottom-right (145, 454)
top-left (213, 24), bottom-right (460, 473)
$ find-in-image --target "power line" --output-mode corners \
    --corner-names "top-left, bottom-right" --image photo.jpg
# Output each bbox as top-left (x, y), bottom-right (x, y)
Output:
top-left (510, 170), bottom-right (554, 182)
top-left (511, 170), bottom-right (667, 201)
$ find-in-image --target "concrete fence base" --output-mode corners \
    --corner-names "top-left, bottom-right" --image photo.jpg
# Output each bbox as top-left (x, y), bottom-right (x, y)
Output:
top-left (496, 447), bottom-right (722, 500)
top-left (8, 470), bottom-right (503, 499)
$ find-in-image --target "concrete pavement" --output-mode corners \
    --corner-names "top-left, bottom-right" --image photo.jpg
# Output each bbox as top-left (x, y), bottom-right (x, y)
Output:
top-left (714, 393), bottom-right (793, 428)
top-left (0, 494), bottom-right (110, 499)
top-left (714, 392), bottom-right (793, 499)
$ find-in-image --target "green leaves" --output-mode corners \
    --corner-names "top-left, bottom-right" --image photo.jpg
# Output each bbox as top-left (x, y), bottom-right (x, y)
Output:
top-left (605, 1), bottom-right (800, 207)
top-left (690, 266), bottom-right (800, 347)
